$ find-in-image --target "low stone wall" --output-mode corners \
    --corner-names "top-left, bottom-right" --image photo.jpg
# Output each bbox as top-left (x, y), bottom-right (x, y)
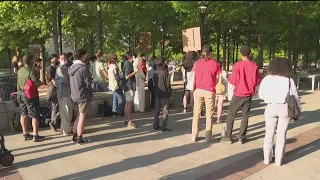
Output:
top-left (0, 88), bottom-right (151, 131)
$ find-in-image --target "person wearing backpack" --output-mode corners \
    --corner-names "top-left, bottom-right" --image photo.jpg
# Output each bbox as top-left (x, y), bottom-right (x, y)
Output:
top-left (69, 48), bottom-right (93, 145)
top-left (16, 54), bottom-right (45, 142)
top-left (258, 57), bottom-right (301, 166)
top-left (46, 54), bottom-right (60, 132)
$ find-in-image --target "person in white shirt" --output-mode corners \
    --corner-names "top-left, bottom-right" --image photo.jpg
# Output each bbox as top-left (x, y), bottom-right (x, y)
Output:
top-left (108, 57), bottom-right (124, 117)
top-left (258, 57), bottom-right (301, 167)
top-left (92, 50), bottom-right (108, 92)
top-left (215, 65), bottom-right (228, 123)
top-left (133, 57), bottom-right (146, 112)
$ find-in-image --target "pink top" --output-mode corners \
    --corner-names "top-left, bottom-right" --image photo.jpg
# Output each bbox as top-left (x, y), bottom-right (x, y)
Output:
top-left (193, 58), bottom-right (221, 93)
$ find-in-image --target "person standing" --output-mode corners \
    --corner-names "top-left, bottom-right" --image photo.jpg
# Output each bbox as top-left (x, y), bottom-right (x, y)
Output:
top-left (56, 53), bottom-right (73, 135)
top-left (221, 45), bottom-right (261, 144)
top-left (92, 50), bottom-right (108, 92)
top-left (123, 53), bottom-right (138, 128)
top-left (214, 65), bottom-right (228, 124)
top-left (16, 54), bottom-right (44, 142)
top-left (133, 57), bottom-right (146, 113)
top-left (259, 57), bottom-right (301, 166)
top-left (192, 45), bottom-right (221, 142)
top-left (33, 58), bottom-right (43, 81)
top-left (69, 48), bottom-right (92, 145)
top-left (46, 54), bottom-right (60, 132)
top-left (11, 55), bottom-right (21, 74)
top-left (108, 56), bottom-right (124, 117)
top-left (182, 51), bottom-right (198, 113)
top-left (153, 57), bottom-right (172, 132)
top-left (147, 55), bottom-right (156, 110)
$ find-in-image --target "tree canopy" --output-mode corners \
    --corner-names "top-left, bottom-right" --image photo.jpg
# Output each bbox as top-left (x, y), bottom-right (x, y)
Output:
top-left (0, 1), bottom-right (320, 70)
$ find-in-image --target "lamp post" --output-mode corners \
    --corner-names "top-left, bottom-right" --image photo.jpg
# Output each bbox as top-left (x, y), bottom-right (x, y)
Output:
top-left (199, 3), bottom-right (207, 48)
top-left (58, 1), bottom-right (63, 54)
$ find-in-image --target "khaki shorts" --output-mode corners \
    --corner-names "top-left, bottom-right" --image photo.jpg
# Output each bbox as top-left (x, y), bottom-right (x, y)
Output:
top-left (125, 90), bottom-right (135, 102)
top-left (74, 101), bottom-right (90, 113)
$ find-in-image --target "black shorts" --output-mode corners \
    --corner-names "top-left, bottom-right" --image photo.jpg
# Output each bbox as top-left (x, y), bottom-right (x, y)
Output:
top-left (17, 92), bottom-right (40, 119)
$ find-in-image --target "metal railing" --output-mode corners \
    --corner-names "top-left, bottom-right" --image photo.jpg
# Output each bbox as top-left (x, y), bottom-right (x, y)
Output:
top-left (0, 74), bottom-right (17, 102)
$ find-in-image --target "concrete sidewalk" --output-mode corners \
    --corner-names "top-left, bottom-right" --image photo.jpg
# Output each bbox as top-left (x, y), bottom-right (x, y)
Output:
top-left (1, 89), bottom-right (319, 180)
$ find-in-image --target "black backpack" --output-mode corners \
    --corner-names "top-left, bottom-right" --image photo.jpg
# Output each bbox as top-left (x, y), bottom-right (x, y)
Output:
top-left (103, 100), bottom-right (113, 117)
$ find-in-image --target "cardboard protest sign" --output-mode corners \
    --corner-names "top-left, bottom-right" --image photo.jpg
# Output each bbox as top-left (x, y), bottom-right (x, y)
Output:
top-left (182, 27), bottom-right (201, 52)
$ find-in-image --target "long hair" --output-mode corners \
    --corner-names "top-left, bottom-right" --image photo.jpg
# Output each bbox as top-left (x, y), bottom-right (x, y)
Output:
top-left (183, 51), bottom-right (198, 72)
top-left (12, 55), bottom-right (19, 63)
top-left (201, 45), bottom-right (212, 59)
top-left (267, 57), bottom-right (292, 77)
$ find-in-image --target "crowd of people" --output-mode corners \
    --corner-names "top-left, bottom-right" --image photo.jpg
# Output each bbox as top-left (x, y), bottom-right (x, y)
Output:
top-left (12, 44), bottom-right (301, 166)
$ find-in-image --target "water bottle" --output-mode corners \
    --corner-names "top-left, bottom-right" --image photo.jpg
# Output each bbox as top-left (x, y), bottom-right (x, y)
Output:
top-left (221, 127), bottom-right (226, 138)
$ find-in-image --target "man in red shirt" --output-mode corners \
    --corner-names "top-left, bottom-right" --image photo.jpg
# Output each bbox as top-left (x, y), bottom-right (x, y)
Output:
top-left (221, 45), bottom-right (261, 144)
top-left (192, 45), bottom-right (221, 142)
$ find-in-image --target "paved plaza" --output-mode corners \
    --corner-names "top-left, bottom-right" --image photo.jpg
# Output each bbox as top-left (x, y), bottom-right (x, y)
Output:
top-left (0, 83), bottom-right (319, 180)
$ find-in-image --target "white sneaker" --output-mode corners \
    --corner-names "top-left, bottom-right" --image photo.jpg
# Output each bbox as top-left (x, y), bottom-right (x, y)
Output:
top-left (183, 109), bottom-right (187, 113)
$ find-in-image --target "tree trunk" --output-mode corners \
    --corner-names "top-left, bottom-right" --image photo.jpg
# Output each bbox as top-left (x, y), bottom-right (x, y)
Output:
top-left (39, 43), bottom-right (46, 84)
top-left (97, 1), bottom-right (103, 52)
top-left (227, 35), bottom-right (231, 71)
top-left (232, 30), bottom-right (236, 65)
top-left (52, 2), bottom-right (59, 55)
top-left (16, 47), bottom-right (21, 57)
top-left (236, 38), bottom-right (239, 61)
top-left (288, 18), bottom-right (292, 62)
top-left (222, 31), bottom-right (227, 69)
top-left (257, 33), bottom-right (264, 68)
top-left (216, 32), bottom-right (220, 61)
top-left (89, 33), bottom-right (94, 56)
top-left (7, 47), bottom-right (11, 69)
top-left (272, 41), bottom-right (276, 60)
top-left (73, 36), bottom-right (77, 54)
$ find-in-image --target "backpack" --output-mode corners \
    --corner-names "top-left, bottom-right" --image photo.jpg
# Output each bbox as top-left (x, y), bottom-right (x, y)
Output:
top-left (24, 70), bottom-right (38, 99)
top-left (103, 100), bottom-right (113, 117)
top-left (97, 100), bottom-right (113, 117)
top-left (38, 106), bottom-right (51, 128)
top-left (216, 73), bottom-right (226, 95)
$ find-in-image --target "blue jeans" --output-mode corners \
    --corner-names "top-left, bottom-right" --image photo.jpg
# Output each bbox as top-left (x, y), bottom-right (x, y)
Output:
top-left (113, 88), bottom-right (124, 116)
top-left (95, 82), bottom-right (109, 92)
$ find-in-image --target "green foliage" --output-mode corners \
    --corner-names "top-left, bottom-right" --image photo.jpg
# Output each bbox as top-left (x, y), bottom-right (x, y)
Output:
top-left (0, 1), bottom-right (319, 69)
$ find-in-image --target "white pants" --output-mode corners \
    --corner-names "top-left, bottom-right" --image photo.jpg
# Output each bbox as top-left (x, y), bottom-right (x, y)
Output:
top-left (264, 103), bottom-right (291, 166)
top-left (58, 97), bottom-right (73, 134)
top-left (134, 88), bottom-right (145, 112)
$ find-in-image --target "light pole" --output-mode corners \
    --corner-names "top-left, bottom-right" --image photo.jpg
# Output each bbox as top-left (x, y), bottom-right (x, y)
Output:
top-left (199, 3), bottom-right (207, 48)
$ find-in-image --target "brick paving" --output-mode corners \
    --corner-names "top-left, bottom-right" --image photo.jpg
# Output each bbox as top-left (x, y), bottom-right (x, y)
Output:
top-left (197, 126), bottom-right (320, 180)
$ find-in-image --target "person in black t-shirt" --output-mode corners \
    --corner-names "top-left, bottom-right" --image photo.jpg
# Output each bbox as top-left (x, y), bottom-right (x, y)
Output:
top-left (123, 53), bottom-right (138, 128)
top-left (46, 54), bottom-right (60, 132)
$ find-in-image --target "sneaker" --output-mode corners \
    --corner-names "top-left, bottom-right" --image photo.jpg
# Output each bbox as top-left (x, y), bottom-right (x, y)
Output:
top-left (49, 122), bottom-right (58, 132)
top-left (183, 109), bottom-right (187, 113)
top-left (216, 119), bottom-right (222, 124)
top-left (161, 128), bottom-right (171, 132)
top-left (238, 138), bottom-right (247, 144)
top-left (220, 137), bottom-right (232, 144)
top-left (153, 126), bottom-right (162, 131)
top-left (33, 135), bottom-right (45, 142)
top-left (23, 133), bottom-right (33, 141)
top-left (124, 120), bottom-right (128, 125)
top-left (127, 121), bottom-right (137, 128)
top-left (71, 135), bottom-right (77, 143)
top-left (76, 137), bottom-right (91, 145)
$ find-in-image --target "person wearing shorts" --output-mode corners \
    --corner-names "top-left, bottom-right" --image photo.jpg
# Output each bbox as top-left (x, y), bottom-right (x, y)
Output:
top-left (69, 48), bottom-right (93, 145)
top-left (17, 54), bottom-right (44, 142)
top-left (122, 53), bottom-right (138, 128)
